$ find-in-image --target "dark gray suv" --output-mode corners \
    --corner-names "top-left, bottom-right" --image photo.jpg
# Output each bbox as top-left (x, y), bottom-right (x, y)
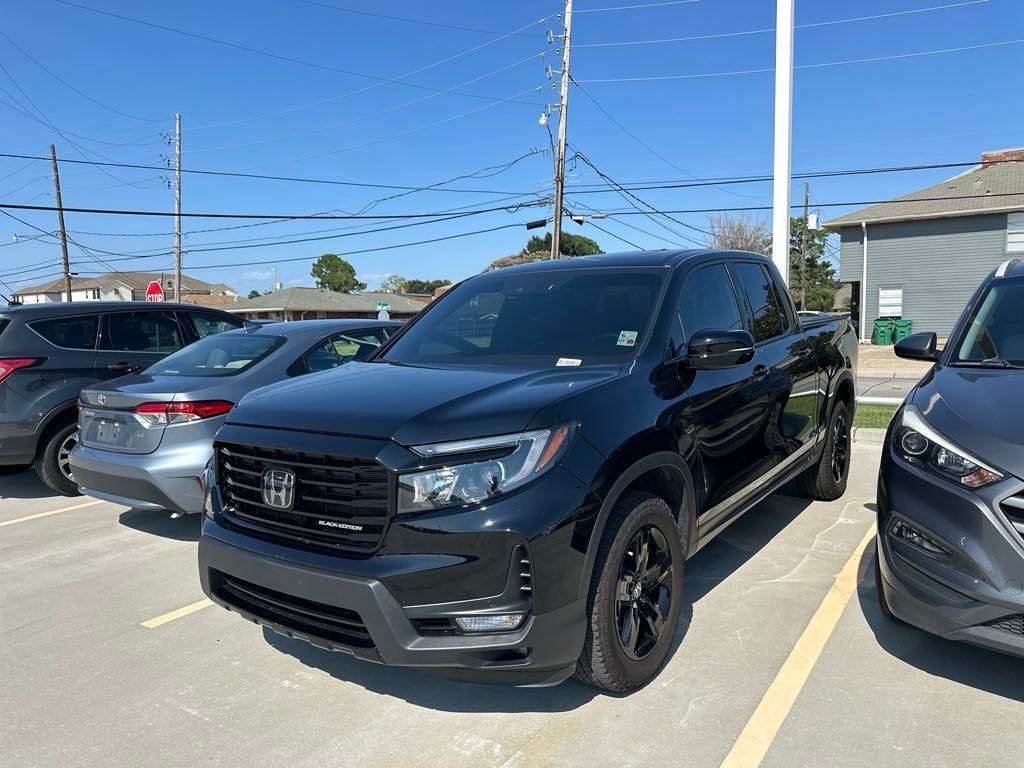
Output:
top-left (0, 302), bottom-right (244, 494)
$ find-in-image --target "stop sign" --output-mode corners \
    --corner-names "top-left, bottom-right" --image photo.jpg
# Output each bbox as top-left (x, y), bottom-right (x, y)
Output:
top-left (145, 280), bottom-right (165, 302)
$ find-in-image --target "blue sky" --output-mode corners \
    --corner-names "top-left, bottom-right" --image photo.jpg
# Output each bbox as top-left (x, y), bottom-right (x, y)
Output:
top-left (0, 0), bottom-right (1022, 297)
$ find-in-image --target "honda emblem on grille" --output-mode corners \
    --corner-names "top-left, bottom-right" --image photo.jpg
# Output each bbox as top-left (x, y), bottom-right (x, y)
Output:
top-left (262, 467), bottom-right (295, 510)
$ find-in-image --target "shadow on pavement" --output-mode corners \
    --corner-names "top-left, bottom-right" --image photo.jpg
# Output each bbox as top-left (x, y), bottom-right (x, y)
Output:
top-left (118, 508), bottom-right (201, 541)
top-left (0, 467), bottom-right (56, 500)
top-left (264, 490), bottom-right (813, 711)
top-left (856, 545), bottom-right (1024, 703)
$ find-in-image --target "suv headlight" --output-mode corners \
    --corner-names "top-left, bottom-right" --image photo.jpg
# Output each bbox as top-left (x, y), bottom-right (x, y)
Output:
top-left (894, 405), bottom-right (1003, 489)
top-left (398, 424), bottom-right (573, 514)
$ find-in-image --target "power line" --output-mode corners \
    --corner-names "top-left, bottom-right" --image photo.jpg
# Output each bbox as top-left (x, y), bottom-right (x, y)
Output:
top-left (0, 151), bottom-right (537, 195)
top-left (189, 51), bottom-right (549, 154)
top-left (571, 149), bottom-right (709, 245)
top-left (569, 74), bottom-right (762, 200)
top-left (574, 1), bottom-right (988, 47)
top-left (0, 28), bottom-right (165, 122)
top-left (297, 0), bottom-right (545, 37)
top-left (585, 220), bottom-right (642, 249)
top-left (576, 37), bottom-right (1024, 83)
top-left (576, 0), bottom-right (700, 12)
top-left (55, 0), bottom-right (548, 110)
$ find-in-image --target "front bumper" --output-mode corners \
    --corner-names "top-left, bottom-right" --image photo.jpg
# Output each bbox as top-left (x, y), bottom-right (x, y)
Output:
top-left (70, 442), bottom-right (211, 515)
top-left (198, 428), bottom-right (599, 685)
top-left (878, 443), bottom-right (1024, 657)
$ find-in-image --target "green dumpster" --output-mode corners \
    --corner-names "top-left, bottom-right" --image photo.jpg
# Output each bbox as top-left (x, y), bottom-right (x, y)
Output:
top-left (893, 319), bottom-right (913, 342)
top-left (873, 318), bottom-right (894, 345)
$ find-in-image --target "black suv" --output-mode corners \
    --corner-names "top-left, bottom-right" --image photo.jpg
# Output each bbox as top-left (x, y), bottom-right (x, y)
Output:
top-left (199, 250), bottom-right (857, 691)
top-left (0, 302), bottom-right (244, 494)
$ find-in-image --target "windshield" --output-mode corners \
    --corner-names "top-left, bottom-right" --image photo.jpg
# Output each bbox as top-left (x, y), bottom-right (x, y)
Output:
top-left (381, 267), bottom-right (666, 367)
top-left (146, 333), bottom-right (284, 377)
top-left (954, 277), bottom-right (1024, 366)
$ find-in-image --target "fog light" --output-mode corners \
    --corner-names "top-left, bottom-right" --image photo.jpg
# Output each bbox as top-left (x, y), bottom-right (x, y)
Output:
top-left (454, 614), bottom-right (525, 633)
top-left (891, 520), bottom-right (949, 555)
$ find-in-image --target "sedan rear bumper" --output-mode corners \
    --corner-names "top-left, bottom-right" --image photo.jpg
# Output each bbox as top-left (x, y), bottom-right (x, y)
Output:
top-left (70, 443), bottom-right (210, 515)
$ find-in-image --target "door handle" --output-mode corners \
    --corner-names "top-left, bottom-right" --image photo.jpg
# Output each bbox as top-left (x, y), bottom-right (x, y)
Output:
top-left (752, 364), bottom-right (770, 382)
top-left (797, 347), bottom-right (814, 359)
top-left (107, 363), bottom-right (137, 373)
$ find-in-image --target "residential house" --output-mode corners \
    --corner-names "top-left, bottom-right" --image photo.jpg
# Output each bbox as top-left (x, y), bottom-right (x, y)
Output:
top-left (226, 287), bottom-right (430, 322)
top-left (826, 148), bottom-right (1024, 340)
top-left (13, 271), bottom-right (238, 307)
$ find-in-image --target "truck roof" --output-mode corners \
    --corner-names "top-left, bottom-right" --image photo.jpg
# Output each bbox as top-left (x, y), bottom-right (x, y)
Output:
top-left (493, 248), bottom-right (770, 275)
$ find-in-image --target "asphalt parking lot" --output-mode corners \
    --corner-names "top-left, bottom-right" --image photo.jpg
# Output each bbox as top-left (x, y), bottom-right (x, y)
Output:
top-left (2, 442), bottom-right (1022, 768)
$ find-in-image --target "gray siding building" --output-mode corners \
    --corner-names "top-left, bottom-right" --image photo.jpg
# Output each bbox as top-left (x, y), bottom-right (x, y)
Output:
top-left (828, 148), bottom-right (1024, 340)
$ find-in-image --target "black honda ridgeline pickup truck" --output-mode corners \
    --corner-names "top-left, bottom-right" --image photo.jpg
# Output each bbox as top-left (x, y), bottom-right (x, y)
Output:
top-left (199, 250), bottom-right (857, 692)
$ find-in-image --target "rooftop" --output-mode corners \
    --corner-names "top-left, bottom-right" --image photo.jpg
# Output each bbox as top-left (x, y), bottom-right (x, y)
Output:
top-left (14, 271), bottom-right (235, 296)
top-left (227, 287), bottom-right (432, 314)
top-left (826, 149), bottom-right (1024, 228)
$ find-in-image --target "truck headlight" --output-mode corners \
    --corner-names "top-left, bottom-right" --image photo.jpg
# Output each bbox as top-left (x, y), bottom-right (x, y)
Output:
top-left (398, 424), bottom-right (573, 514)
top-left (894, 405), bottom-right (1003, 489)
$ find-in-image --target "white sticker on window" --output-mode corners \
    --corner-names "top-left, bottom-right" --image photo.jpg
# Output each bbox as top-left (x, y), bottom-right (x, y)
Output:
top-left (556, 357), bottom-right (582, 367)
top-left (617, 330), bottom-right (638, 347)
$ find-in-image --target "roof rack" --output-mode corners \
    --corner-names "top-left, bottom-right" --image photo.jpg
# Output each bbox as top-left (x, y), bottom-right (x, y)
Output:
top-left (995, 257), bottom-right (1022, 278)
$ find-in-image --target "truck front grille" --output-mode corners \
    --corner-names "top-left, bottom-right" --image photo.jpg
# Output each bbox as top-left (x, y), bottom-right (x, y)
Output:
top-left (986, 615), bottom-right (1024, 636)
top-left (212, 571), bottom-right (378, 653)
top-left (216, 441), bottom-right (391, 554)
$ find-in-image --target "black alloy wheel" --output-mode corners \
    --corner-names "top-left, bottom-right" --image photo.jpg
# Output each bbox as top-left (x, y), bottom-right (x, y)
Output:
top-left (615, 525), bottom-right (674, 660)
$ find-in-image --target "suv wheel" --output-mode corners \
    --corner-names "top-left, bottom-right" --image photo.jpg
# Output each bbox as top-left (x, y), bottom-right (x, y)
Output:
top-left (576, 491), bottom-right (684, 692)
top-left (798, 400), bottom-right (851, 501)
top-left (37, 421), bottom-right (82, 497)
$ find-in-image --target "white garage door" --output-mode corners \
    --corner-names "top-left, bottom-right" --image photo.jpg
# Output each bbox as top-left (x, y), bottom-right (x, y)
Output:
top-left (879, 286), bottom-right (903, 317)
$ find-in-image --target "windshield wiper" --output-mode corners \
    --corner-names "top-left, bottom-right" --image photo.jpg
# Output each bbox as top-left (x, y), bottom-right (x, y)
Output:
top-left (954, 357), bottom-right (1024, 369)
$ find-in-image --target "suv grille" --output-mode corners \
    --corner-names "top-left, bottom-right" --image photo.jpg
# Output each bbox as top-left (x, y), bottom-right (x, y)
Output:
top-left (216, 441), bottom-right (391, 554)
top-left (212, 571), bottom-right (377, 653)
top-left (998, 493), bottom-right (1024, 545)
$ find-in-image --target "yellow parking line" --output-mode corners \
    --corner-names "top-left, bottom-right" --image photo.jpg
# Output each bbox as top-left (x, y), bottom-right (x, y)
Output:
top-left (141, 598), bottom-right (214, 629)
top-left (720, 523), bottom-right (878, 768)
top-left (0, 499), bottom-right (105, 527)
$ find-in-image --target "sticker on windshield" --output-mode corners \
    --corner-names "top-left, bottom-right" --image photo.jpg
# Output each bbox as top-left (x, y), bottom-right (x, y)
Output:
top-left (556, 357), bottom-right (582, 367)
top-left (617, 330), bottom-right (638, 347)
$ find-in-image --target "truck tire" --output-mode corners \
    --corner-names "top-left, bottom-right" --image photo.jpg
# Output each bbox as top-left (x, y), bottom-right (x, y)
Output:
top-left (36, 421), bottom-right (82, 497)
top-left (576, 491), bottom-right (684, 692)
top-left (798, 400), bottom-right (851, 501)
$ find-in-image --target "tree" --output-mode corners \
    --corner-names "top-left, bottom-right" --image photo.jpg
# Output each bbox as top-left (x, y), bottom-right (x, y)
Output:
top-left (404, 278), bottom-right (451, 294)
top-left (310, 253), bottom-right (365, 293)
top-left (789, 216), bottom-right (837, 312)
top-left (377, 275), bottom-right (451, 294)
top-left (378, 275), bottom-right (408, 293)
top-left (486, 231), bottom-right (603, 271)
top-left (705, 214), bottom-right (771, 253)
top-left (246, 289), bottom-right (261, 299)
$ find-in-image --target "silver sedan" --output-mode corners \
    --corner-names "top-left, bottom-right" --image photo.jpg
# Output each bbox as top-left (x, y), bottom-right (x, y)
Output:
top-left (70, 319), bottom-right (400, 515)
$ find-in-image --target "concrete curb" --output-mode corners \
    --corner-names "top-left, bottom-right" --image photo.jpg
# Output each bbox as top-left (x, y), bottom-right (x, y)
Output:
top-left (852, 427), bottom-right (887, 446)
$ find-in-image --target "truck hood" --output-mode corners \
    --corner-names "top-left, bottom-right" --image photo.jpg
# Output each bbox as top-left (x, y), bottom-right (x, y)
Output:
top-left (227, 361), bottom-right (622, 446)
top-left (909, 365), bottom-right (1024, 478)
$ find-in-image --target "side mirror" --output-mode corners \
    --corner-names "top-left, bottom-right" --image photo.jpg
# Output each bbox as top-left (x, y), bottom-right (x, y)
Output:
top-left (686, 329), bottom-right (755, 369)
top-left (894, 331), bottom-right (939, 362)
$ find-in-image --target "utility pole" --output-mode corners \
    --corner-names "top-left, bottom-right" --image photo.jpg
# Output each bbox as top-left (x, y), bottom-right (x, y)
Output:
top-left (799, 181), bottom-right (809, 310)
top-left (173, 113), bottom-right (182, 302)
top-left (771, 0), bottom-right (794, 285)
top-left (550, 0), bottom-right (573, 260)
top-left (48, 145), bottom-right (73, 303)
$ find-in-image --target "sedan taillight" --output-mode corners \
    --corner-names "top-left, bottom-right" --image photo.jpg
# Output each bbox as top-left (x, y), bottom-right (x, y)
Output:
top-left (0, 357), bottom-right (41, 383)
top-left (134, 400), bottom-right (234, 425)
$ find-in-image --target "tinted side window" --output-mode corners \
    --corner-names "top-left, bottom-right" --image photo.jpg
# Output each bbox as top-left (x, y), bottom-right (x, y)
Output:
top-left (676, 264), bottom-right (744, 348)
top-left (104, 311), bottom-right (182, 353)
top-left (300, 339), bottom-right (342, 373)
top-left (732, 263), bottom-right (788, 342)
top-left (190, 311), bottom-right (244, 338)
top-left (30, 315), bottom-right (99, 350)
top-left (331, 329), bottom-right (387, 363)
